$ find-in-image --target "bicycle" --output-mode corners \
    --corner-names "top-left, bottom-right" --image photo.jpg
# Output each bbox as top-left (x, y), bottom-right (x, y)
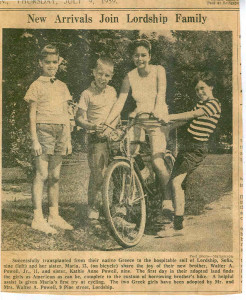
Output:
top-left (102, 112), bottom-right (176, 248)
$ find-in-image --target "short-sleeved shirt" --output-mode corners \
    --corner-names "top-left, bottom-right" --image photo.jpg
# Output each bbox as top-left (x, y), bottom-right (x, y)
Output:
top-left (78, 81), bottom-right (117, 125)
top-left (128, 65), bottom-right (165, 113)
top-left (24, 76), bottom-right (72, 124)
top-left (188, 98), bottom-right (221, 142)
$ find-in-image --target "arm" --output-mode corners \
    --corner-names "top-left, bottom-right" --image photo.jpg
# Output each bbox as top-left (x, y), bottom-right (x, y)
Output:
top-left (170, 99), bottom-right (221, 123)
top-left (75, 108), bottom-right (104, 132)
top-left (168, 120), bottom-right (188, 131)
top-left (153, 66), bottom-right (169, 120)
top-left (104, 75), bottom-right (130, 127)
top-left (29, 101), bottom-right (42, 156)
top-left (169, 108), bottom-right (206, 122)
top-left (64, 101), bottom-right (72, 155)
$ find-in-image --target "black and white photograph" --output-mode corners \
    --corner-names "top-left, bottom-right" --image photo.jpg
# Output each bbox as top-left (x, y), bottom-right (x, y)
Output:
top-left (2, 28), bottom-right (232, 252)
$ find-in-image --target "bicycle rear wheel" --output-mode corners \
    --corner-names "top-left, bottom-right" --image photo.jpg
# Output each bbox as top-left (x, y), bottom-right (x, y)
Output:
top-left (102, 160), bottom-right (146, 248)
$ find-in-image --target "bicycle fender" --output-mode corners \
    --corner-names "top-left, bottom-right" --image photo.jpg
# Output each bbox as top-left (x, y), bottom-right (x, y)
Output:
top-left (112, 156), bottom-right (131, 163)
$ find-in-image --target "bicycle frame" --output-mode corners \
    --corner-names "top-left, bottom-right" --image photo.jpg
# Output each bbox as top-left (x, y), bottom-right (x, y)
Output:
top-left (102, 113), bottom-right (176, 247)
top-left (107, 113), bottom-right (161, 197)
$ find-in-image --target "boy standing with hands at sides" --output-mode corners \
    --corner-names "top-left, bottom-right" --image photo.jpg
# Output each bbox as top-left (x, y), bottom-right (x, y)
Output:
top-left (25, 45), bottom-right (73, 234)
top-left (75, 57), bottom-right (117, 222)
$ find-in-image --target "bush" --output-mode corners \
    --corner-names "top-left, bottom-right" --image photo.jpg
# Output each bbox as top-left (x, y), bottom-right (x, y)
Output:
top-left (2, 29), bottom-right (232, 173)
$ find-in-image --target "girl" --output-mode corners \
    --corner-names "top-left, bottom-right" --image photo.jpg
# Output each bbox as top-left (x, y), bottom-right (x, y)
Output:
top-left (104, 39), bottom-right (170, 203)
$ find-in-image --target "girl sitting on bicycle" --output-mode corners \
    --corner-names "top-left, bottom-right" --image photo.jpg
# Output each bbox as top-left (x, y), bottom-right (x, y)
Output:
top-left (158, 72), bottom-right (221, 236)
top-left (104, 39), bottom-right (170, 208)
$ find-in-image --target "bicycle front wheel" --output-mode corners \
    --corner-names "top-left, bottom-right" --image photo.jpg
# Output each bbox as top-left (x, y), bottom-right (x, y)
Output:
top-left (102, 160), bottom-right (146, 248)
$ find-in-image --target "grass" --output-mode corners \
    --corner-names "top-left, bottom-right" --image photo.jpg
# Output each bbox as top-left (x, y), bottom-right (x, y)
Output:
top-left (1, 154), bottom-right (232, 251)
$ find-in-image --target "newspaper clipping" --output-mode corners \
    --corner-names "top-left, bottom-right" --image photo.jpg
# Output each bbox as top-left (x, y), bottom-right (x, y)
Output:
top-left (0, 0), bottom-right (242, 295)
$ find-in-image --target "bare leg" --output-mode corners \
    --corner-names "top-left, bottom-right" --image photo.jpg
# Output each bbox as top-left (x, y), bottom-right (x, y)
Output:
top-left (148, 126), bottom-right (174, 224)
top-left (149, 128), bottom-right (170, 195)
top-left (162, 181), bottom-right (174, 211)
top-left (32, 155), bottom-right (49, 211)
top-left (129, 125), bottom-right (144, 156)
top-left (48, 155), bottom-right (62, 209)
top-left (171, 173), bottom-right (187, 216)
top-left (48, 155), bottom-right (73, 230)
top-left (157, 173), bottom-right (187, 236)
top-left (31, 154), bottom-right (57, 234)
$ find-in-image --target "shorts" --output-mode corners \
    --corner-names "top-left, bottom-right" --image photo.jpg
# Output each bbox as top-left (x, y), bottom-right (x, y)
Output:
top-left (130, 119), bottom-right (168, 156)
top-left (36, 123), bottom-right (68, 156)
top-left (171, 137), bottom-right (208, 189)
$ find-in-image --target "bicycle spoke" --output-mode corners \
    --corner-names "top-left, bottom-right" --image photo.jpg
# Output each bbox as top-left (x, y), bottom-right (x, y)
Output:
top-left (119, 173), bottom-right (126, 204)
top-left (103, 161), bottom-right (146, 247)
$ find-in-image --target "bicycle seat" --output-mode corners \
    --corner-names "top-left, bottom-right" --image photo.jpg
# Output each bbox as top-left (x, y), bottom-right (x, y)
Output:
top-left (135, 112), bottom-right (156, 120)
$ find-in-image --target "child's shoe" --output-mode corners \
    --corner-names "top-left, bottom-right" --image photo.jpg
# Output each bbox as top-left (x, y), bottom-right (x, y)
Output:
top-left (157, 222), bottom-right (184, 238)
top-left (112, 205), bottom-right (127, 217)
top-left (157, 217), bottom-right (184, 238)
top-left (48, 215), bottom-right (73, 230)
top-left (174, 215), bottom-right (184, 230)
top-left (31, 218), bottom-right (57, 235)
top-left (157, 226), bottom-right (184, 238)
top-left (114, 216), bottom-right (136, 230)
top-left (88, 207), bottom-right (99, 220)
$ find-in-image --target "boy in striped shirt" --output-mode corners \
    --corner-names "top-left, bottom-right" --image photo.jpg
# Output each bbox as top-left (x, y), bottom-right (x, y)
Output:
top-left (158, 73), bottom-right (221, 236)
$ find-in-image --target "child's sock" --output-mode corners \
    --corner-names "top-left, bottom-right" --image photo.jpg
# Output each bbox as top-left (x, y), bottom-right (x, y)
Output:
top-left (33, 208), bottom-right (44, 220)
top-left (87, 206), bottom-right (99, 220)
top-left (174, 215), bottom-right (184, 230)
top-left (32, 209), bottom-right (57, 234)
top-left (162, 200), bottom-right (174, 212)
top-left (49, 206), bottom-right (59, 218)
top-left (48, 206), bottom-right (73, 230)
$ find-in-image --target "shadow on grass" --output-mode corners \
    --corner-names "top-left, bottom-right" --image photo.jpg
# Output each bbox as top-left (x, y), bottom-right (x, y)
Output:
top-left (2, 154), bottom-right (232, 251)
top-left (185, 158), bottom-right (232, 215)
top-left (2, 200), bottom-right (119, 251)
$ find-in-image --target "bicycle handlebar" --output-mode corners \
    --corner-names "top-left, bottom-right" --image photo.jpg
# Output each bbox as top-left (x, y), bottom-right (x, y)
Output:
top-left (130, 112), bottom-right (168, 127)
top-left (104, 112), bottom-right (166, 132)
top-left (129, 112), bottom-right (156, 120)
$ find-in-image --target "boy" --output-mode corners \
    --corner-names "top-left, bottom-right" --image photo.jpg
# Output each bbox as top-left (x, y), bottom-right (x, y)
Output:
top-left (25, 44), bottom-right (73, 234)
top-left (158, 73), bottom-right (221, 236)
top-left (75, 57), bottom-right (117, 221)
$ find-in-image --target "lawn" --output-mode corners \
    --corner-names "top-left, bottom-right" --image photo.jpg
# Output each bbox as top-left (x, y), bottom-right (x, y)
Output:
top-left (1, 154), bottom-right (232, 251)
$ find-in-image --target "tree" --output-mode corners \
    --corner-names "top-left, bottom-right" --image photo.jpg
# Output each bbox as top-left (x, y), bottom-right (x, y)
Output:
top-left (2, 29), bottom-right (232, 171)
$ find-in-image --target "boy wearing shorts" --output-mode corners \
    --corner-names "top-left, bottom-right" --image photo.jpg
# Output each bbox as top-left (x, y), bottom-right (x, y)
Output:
top-left (25, 44), bottom-right (73, 234)
top-left (75, 57), bottom-right (117, 221)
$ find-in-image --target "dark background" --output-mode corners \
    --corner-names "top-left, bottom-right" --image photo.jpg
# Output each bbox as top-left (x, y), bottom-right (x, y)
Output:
top-left (2, 29), bottom-right (232, 172)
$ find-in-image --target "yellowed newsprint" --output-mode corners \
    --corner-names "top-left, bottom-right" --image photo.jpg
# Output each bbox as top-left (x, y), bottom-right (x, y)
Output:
top-left (0, 0), bottom-right (242, 296)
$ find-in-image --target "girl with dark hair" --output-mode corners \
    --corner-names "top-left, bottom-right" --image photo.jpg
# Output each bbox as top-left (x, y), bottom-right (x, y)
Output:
top-left (104, 39), bottom-right (170, 206)
top-left (158, 73), bottom-right (221, 236)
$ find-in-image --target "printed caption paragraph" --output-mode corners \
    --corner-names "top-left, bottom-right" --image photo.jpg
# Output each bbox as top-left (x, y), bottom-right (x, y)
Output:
top-left (3, 255), bottom-right (235, 292)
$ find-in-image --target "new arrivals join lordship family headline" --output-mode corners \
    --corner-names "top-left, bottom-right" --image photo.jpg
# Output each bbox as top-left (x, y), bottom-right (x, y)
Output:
top-left (50, 13), bottom-right (207, 24)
